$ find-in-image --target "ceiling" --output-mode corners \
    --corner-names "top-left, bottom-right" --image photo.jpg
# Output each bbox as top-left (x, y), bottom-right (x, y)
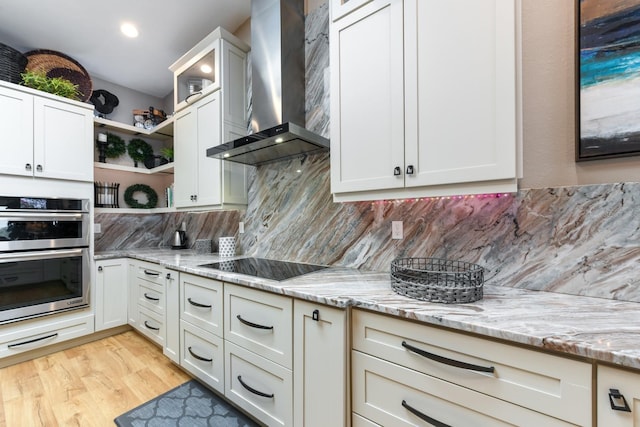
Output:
top-left (0, 0), bottom-right (251, 98)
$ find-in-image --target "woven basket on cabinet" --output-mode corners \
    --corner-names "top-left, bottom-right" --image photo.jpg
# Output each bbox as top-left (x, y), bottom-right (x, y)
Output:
top-left (0, 43), bottom-right (28, 84)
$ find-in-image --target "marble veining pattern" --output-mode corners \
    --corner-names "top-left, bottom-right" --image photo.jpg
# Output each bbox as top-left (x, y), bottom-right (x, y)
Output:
top-left (97, 249), bottom-right (640, 370)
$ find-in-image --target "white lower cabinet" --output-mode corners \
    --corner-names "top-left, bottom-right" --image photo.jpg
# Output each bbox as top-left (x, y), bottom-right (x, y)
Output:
top-left (94, 258), bottom-right (128, 331)
top-left (127, 259), bottom-right (178, 363)
top-left (352, 309), bottom-right (592, 426)
top-left (0, 309), bottom-right (93, 359)
top-left (293, 300), bottom-right (348, 427)
top-left (226, 341), bottom-right (293, 427)
top-left (598, 365), bottom-right (640, 426)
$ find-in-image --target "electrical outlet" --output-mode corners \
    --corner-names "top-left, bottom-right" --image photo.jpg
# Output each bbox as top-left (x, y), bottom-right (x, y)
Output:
top-left (94, 223), bottom-right (102, 234)
top-left (239, 222), bottom-right (244, 234)
top-left (392, 221), bottom-right (403, 239)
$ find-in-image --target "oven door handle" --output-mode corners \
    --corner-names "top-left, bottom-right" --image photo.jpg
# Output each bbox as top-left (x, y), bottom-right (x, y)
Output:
top-left (0, 212), bottom-right (85, 221)
top-left (0, 248), bottom-right (85, 263)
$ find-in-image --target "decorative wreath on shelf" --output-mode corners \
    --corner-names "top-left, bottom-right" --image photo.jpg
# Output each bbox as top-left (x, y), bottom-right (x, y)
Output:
top-left (102, 133), bottom-right (126, 158)
top-left (127, 138), bottom-right (153, 165)
top-left (124, 184), bottom-right (158, 209)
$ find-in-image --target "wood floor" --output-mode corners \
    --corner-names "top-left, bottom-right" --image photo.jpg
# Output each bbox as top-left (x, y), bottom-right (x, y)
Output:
top-left (0, 330), bottom-right (191, 427)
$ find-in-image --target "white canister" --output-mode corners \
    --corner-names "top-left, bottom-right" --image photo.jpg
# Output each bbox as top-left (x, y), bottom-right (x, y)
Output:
top-left (218, 236), bottom-right (236, 258)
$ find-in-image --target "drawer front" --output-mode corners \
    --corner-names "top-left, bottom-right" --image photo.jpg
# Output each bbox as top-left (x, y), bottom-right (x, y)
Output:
top-left (137, 278), bottom-right (165, 315)
top-left (181, 320), bottom-right (224, 394)
top-left (225, 284), bottom-right (292, 368)
top-left (180, 273), bottom-right (223, 337)
top-left (137, 306), bottom-right (164, 346)
top-left (135, 262), bottom-right (166, 286)
top-left (0, 310), bottom-right (94, 358)
top-left (352, 309), bottom-right (591, 426)
top-left (352, 351), bottom-right (575, 427)
top-left (225, 341), bottom-right (292, 427)
top-left (598, 365), bottom-right (640, 426)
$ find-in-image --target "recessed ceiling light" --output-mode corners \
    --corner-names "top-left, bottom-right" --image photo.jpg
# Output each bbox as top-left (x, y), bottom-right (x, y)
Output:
top-left (121, 22), bottom-right (139, 38)
top-left (200, 64), bottom-right (213, 74)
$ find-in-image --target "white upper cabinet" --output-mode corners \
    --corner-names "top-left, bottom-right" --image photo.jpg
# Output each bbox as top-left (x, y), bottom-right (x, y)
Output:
top-left (0, 82), bottom-right (93, 182)
top-left (331, 0), bottom-right (521, 202)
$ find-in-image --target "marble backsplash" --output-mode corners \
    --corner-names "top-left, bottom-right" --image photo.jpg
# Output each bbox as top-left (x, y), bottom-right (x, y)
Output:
top-left (94, 3), bottom-right (640, 303)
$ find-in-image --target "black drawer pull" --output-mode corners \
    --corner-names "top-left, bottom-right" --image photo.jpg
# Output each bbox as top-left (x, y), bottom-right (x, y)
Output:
top-left (144, 293), bottom-right (160, 301)
top-left (8, 333), bottom-right (58, 349)
top-left (188, 298), bottom-right (212, 309)
top-left (237, 375), bottom-right (274, 398)
top-left (188, 346), bottom-right (213, 362)
top-left (402, 400), bottom-right (451, 427)
top-left (144, 321), bottom-right (160, 331)
top-left (143, 269), bottom-right (160, 276)
top-left (402, 341), bottom-right (495, 373)
top-left (237, 315), bottom-right (273, 330)
top-left (609, 388), bottom-right (632, 412)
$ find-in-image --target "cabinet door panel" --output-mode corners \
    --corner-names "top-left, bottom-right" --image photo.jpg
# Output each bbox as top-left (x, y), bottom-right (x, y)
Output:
top-left (405, 0), bottom-right (517, 187)
top-left (0, 86), bottom-right (33, 177)
top-left (330, 0), bottom-right (405, 193)
top-left (95, 259), bottom-right (127, 331)
top-left (195, 93), bottom-right (222, 206)
top-left (34, 97), bottom-right (93, 181)
top-left (174, 107), bottom-right (198, 207)
top-left (598, 365), bottom-right (640, 426)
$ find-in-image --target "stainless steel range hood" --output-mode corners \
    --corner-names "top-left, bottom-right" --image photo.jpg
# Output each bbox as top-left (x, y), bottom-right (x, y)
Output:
top-left (206, 0), bottom-right (329, 166)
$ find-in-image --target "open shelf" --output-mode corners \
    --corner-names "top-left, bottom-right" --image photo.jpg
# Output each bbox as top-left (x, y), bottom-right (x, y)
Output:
top-left (94, 116), bottom-right (174, 139)
top-left (94, 162), bottom-right (174, 175)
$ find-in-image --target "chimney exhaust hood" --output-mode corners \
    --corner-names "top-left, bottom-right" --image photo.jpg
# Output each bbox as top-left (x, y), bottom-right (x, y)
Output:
top-left (206, 0), bottom-right (329, 166)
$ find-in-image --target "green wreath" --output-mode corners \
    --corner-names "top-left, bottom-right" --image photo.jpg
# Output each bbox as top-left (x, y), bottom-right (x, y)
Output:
top-left (102, 133), bottom-right (126, 158)
top-left (124, 184), bottom-right (158, 209)
top-left (127, 138), bottom-right (153, 165)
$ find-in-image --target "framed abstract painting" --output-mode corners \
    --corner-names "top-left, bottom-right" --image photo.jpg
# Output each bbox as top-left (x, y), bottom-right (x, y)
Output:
top-left (577, 0), bottom-right (640, 160)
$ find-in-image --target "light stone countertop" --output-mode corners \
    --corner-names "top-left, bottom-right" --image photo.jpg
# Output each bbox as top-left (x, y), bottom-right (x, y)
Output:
top-left (97, 249), bottom-right (640, 370)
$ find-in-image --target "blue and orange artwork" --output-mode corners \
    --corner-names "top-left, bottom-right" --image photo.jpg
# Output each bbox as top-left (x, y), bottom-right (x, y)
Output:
top-left (579, 0), bottom-right (640, 159)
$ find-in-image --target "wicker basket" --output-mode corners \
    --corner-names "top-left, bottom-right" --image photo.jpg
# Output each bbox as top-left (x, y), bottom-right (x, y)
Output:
top-left (24, 49), bottom-right (92, 102)
top-left (0, 43), bottom-right (27, 84)
top-left (391, 257), bottom-right (484, 304)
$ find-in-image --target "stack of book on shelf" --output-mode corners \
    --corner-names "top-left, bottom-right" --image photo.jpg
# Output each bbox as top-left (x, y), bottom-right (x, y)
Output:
top-left (165, 184), bottom-right (174, 208)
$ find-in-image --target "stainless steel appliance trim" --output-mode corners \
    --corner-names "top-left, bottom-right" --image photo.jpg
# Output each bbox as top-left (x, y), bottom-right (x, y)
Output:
top-left (0, 248), bottom-right (85, 263)
top-left (0, 212), bottom-right (85, 220)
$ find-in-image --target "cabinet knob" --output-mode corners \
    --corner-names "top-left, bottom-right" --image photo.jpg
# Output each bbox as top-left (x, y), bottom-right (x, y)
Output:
top-left (97, 266), bottom-right (103, 272)
top-left (166, 273), bottom-right (171, 280)
top-left (609, 388), bottom-right (632, 412)
top-left (393, 166), bottom-right (401, 176)
top-left (406, 165), bottom-right (414, 175)
top-left (25, 163), bottom-right (32, 171)
top-left (36, 164), bottom-right (43, 172)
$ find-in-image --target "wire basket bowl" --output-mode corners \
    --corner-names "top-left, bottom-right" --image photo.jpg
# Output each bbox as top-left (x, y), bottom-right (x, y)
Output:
top-left (391, 257), bottom-right (484, 304)
top-left (0, 43), bottom-right (27, 84)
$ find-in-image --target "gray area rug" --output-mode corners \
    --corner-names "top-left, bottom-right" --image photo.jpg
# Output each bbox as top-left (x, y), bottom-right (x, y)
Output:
top-left (114, 379), bottom-right (259, 426)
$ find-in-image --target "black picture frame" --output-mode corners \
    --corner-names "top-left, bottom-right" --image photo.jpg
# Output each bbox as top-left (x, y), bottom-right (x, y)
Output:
top-left (576, 0), bottom-right (640, 161)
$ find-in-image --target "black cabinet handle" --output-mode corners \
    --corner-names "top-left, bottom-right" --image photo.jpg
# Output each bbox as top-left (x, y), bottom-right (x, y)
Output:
top-left (402, 341), bottom-right (495, 373)
top-left (97, 266), bottom-right (103, 272)
top-left (394, 166), bottom-right (402, 176)
top-left (312, 309), bottom-right (319, 321)
top-left (8, 333), bottom-right (58, 348)
top-left (143, 269), bottom-right (160, 277)
top-left (402, 400), bottom-right (451, 427)
top-left (406, 165), bottom-right (415, 175)
top-left (166, 273), bottom-right (172, 280)
top-left (237, 375), bottom-right (274, 398)
top-left (188, 298), bottom-right (212, 309)
top-left (609, 388), bottom-right (632, 412)
top-left (188, 346), bottom-right (213, 362)
top-left (144, 293), bottom-right (160, 301)
top-left (237, 314), bottom-right (273, 330)
top-left (144, 321), bottom-right (160, 331)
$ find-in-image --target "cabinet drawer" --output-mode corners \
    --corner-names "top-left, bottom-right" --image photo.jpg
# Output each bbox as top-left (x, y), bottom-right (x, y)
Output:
top-left (137, 306), bottom-right (164, 346)
top-left (180, 320), bottom-right (224, 394)
top-left (0, 310), bottom-right (94, 358)
top-left (135, 262), bottom-right (166, 286)
top-left (180, 273), bottom-right (223, 337)
top-left (352, 309), bottom-right (591, 426)
top-left (597, 365), bottom-right (640, 426)
top-left (225, 284), bottom-right (292, 369)
top-left (136, 278), bottom-right (165, 315)
top-left (352, 351), bottom-right (575, 427)
top-left (225, 341), bottom-right (292, 427)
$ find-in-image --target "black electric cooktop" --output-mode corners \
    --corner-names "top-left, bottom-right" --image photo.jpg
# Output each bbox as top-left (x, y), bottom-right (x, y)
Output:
top-left (199, 257), bottom-right (328, 281)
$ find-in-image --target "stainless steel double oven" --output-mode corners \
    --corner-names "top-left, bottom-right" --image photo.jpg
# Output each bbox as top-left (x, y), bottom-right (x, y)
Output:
top-left (0, 196), bottom-right (90, 324)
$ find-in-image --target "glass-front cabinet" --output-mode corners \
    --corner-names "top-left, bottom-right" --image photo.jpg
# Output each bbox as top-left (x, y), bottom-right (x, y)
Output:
top-left (170, 36), bottom-right (221, 112)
